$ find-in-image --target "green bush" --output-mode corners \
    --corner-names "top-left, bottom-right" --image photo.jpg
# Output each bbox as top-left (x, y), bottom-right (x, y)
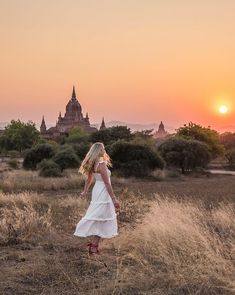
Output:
top-left (90, 126), bottom-right (133, 145)
top-left (65, 127), bottom-right (90, 144)
top-left (71, 142), bottom-right (91, 160)
top-left (23, 143), bottom-right (56, 169)
top-left (109, 141), bottom-right (165, 177)
top-left (0, 119), bottom-right (41, 152)
top-left (38, 159), bottom-right (62, 177)
top-left (52, 146), bottom-right (80, 171)
top-left (176, 122), bottom-right (224, 158)
top-left (158, 137), bottom-right (211, 174)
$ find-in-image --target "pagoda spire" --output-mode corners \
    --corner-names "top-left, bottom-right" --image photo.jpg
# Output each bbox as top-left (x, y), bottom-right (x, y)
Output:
top-left (85, 112), bottom-right (90, 124)
top-left (158, 121), bottom-right (165, 132)
top-left (72, 85), bottom-right (76, 99)
top-left (58, 111), bottom-right (62, 122)
top-left (100, 117), bottom-right (106, 130)
top-left (40, 115), bottom-right (47, 133)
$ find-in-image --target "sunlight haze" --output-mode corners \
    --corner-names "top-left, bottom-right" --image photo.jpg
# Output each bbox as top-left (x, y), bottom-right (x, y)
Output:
top-left (1, 0), bottom-right (235, 131)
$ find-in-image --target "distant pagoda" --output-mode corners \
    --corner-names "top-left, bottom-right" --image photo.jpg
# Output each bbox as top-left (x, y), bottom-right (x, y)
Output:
top-left (99, 117), bottom-right (106, 130)
top-left (152, 121), bottom-right (168, 139)
top-left (40, 86), bottom-right (97, 139)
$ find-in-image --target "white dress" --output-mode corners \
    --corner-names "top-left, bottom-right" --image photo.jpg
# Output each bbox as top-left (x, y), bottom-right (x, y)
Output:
top-left (74, 160), bottom-right (118, 238)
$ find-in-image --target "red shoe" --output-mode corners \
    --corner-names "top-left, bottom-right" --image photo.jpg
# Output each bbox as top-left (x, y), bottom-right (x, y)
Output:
top-left (87, 242), bottom-right (100, 255)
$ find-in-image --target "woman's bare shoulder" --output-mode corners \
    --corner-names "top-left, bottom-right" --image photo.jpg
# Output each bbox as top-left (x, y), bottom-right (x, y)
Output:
top-left (98, 161), bottom-right (107, 168)
top-left (94, 160), bottom-right (106, 173)
top-left (98, 161), bottom-right (108, 171)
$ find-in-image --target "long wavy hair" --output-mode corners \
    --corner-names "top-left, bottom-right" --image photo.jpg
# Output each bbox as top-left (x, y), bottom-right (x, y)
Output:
top-left (78, 142), bottom-right (112, 175)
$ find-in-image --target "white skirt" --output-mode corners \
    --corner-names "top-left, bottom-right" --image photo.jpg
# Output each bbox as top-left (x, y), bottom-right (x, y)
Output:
top-left (74, 181), bottom-right (118, 238)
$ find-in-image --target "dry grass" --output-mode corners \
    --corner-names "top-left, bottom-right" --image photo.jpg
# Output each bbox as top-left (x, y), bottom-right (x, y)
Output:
top-left (1, 168), bottom-right (235, 206)
top-left (0, 192), bottom-right (52, 245)
top-left (0, 169), bottom-right (85, 193)
top-left (0, 173), bottom-right (235, 294)
top-left (116, 197), bottom-right (235, 294)
top-left (0, 189), bottom-right (148, 246)
top-left (0, 191), bottom-right (91, 246)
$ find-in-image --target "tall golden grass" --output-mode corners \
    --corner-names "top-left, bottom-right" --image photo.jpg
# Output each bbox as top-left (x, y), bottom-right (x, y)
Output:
top-left (0, 191), bottom-right (92, 246)
top-left (116, 196), bottom-right (235, 294)
top-left (0, 192), bottom-right (52, 245)
top-left (0, 169), bottom-right (85, 192)
top-left (0, 188), bottom-right (234, 294)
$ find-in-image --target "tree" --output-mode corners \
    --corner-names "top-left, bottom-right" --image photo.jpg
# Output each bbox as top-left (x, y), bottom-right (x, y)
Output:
top-left (158, 137), bottom-right (211, 174)
top-left (65, 127), bottom-right (90, 144)
top-left (176, 122), bottom-right (224, 158)
top-left (0, 119), bottom-right (40, 152)
top-left (90, 126), bottom-right (133, 145)
top-left (89, 128), bottom-right (112, 145)
top-left (108, 141), bottom-right (165, 177)
top-left (52, 146), bottom-right (80, 171)
top-left (131, 129), bottom-right (156, 146)
top-left (71, 142), bottom-right (91, 160)
top-left (23, 143), bottom-right (57, 169)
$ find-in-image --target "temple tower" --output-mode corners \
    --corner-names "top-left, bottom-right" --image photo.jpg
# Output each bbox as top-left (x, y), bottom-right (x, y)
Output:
top-left (40, 116), bottom-right (47, 133)
top-left (100, 117), bottom-right (106, 130)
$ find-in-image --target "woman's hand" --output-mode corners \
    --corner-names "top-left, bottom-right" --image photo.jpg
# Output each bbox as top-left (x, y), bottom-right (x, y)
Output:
top-left (113, 199), bottom-right (120, 212)
top-left (79, 191), bottom-right (87, 199)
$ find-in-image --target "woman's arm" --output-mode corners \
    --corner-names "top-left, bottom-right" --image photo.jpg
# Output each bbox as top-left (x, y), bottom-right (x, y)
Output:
top-left (98, 162), bottom-right (118, 204)
top-left (80, 172), bottom-right (94, 198)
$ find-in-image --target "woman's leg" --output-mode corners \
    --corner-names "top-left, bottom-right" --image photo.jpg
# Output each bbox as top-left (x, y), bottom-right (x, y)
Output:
top-left (92, 235), bottom-right (101, 246)
top-left (88, 235), bottom-right (100, 254)
top-left (87, 236), bottom-right (101, 254)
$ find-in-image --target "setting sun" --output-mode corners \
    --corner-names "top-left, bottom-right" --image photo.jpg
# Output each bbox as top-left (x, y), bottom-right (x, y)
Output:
top-left (219, 105), bottom-right (228, 114)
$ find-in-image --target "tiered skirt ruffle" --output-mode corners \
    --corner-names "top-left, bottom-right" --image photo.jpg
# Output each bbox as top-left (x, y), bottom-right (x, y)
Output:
top-left (74, 182), bottom-right (118, 238)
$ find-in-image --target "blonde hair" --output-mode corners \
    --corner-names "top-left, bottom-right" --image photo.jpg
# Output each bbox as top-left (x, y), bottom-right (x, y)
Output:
top-left (78, 142), bottom-right (112, 175)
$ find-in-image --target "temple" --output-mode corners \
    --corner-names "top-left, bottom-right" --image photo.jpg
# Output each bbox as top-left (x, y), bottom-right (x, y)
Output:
top-left (152, 121), bottom-right (169, 139)
top-left (40, 86), bottom-right (97, 139)
top-left (99, 117), bottom-right (106, 130)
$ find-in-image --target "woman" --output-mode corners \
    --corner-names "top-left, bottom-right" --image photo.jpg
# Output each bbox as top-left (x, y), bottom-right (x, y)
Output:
top-left (74, 142), bottom-right (120, 255)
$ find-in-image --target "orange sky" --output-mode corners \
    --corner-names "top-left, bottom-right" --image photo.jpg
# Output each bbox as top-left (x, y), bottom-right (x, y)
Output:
top-left (0, 0), bottom-right (235, 131)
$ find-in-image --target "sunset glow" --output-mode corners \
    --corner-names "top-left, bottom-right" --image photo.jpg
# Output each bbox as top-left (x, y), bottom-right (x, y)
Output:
top-left (0, 1), bottom-right (235, 132)
top-left (219, 105), bottom-right (228, 114)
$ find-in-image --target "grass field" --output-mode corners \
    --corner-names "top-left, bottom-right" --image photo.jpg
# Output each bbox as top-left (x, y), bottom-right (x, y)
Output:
top-left (0, 168), bottom-right (234, 295)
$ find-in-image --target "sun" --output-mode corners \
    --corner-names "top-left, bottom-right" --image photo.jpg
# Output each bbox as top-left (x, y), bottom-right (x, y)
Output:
top-left (219, 105), bottom-right (228, 114)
